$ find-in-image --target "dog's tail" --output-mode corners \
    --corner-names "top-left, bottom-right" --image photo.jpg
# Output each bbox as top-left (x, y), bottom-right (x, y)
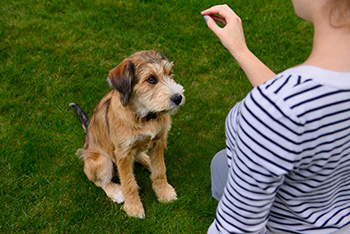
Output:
top-left (69, 103), bottom-right (89, 133)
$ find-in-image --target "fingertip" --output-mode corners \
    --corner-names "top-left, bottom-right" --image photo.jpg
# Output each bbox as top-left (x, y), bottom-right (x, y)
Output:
top-left (203, 15), bottom-right (209, 22)
top-left (201, 9), bottom-right (208, 15)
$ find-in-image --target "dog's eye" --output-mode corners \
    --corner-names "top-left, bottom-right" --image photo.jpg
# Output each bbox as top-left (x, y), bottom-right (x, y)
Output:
top-left (147, 76), bottom-right (157, 84)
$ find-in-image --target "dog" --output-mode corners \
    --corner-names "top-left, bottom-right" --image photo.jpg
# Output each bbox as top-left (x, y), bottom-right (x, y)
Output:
top-left (70, 50), bottom-right (185, 218)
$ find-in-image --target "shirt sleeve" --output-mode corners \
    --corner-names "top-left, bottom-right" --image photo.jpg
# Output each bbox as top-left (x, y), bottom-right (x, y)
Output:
top-left (210, 83), bottom-right (301, 234)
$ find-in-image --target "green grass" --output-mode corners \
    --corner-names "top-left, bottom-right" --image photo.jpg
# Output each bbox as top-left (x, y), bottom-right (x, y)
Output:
top-left (1, 0), bottom-right (313, 233)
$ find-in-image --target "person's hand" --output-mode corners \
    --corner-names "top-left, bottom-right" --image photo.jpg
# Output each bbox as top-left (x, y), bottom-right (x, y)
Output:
top-left (201, 4), bottom-right (247, 57)
top-left (201, 4), bottom-right (276, 87)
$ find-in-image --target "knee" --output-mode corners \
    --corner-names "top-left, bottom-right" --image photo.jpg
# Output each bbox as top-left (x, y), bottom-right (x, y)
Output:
top-left (210, 150), bottom-right (229, 201)
top-left (83, 151), bottom-right (113, 187)
top-left (211, 149), bottom-right (227, 172)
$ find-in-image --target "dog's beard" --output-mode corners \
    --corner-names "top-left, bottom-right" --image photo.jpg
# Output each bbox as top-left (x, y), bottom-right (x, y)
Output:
top-left (131, 79), bottom-right (184, 118)
top-left (131, 98), bottom-right (181, 118)
top-left (166, 106), bottom-right (180, 115)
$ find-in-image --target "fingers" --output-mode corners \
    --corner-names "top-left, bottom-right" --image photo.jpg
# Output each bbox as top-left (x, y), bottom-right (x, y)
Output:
top-left (201, 4), bottom-right (247, 54)
top-left (201, 4), bottom-right (237, 20)
top-left (201, 4), bottom-right (226, 16)
top-left (203, 15), bottom-right (222, 36)
top-left (201, 4), bottom-right (235, 36)
top-left (201, 4), bottom-right (238, 31)
top-left (210, 15), bottom-right (227, 25)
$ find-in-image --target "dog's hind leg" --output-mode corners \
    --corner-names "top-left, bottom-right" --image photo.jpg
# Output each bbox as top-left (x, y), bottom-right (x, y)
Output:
top-left (81, 149), bottom-right (124, 204)
top-left (135, 152), bottom-right (151, 171)
top-left (103, 182), bottom-right (124, 204)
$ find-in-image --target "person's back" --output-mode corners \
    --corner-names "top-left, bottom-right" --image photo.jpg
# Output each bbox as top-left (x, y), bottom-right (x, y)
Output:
top-left (244, 65), bottom-right (350, 233)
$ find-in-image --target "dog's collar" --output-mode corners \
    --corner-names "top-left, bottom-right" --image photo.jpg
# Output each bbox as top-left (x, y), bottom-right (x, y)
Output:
top-left (146, 112), bottom-right (157, 121)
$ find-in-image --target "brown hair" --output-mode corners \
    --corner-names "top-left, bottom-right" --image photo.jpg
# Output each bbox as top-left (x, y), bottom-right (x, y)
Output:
top-left (328, 0), bottom-right (350, 28)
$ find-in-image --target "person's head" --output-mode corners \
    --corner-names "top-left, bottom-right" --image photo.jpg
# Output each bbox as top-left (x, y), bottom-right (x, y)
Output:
top-left (292, 0), bottom-right (350, 28)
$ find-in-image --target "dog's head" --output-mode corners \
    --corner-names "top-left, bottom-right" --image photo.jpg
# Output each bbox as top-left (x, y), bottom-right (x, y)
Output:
top-left (107, 50), bottom-right (185, 118)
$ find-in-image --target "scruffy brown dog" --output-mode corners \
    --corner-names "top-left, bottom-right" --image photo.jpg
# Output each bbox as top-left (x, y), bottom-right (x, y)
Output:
top-left (70, 50), bottom-right (185, 218)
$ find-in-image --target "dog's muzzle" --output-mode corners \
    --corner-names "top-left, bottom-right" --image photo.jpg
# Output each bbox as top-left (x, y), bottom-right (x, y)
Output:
top-left (171, 93), bottom-right (183, 106)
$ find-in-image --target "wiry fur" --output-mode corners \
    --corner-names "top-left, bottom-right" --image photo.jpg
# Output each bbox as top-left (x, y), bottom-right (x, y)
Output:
top-left (70, 50), bottom-right (185, 218)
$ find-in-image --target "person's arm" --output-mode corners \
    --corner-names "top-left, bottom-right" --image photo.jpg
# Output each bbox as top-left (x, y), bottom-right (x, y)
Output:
top-left (201, 5), bottom-right (276, 87)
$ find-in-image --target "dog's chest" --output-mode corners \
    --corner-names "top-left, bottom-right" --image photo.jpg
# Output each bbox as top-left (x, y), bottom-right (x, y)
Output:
top-left (129, 128), bottom-right (162, 150)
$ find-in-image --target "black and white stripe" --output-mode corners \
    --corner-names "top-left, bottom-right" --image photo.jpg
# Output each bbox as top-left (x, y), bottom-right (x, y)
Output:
top-left (210, 66), bottom-right (350, 234)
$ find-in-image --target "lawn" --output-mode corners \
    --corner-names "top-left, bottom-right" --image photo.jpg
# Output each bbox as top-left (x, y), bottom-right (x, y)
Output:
top-left (0, 0), bottom-right (313, 233)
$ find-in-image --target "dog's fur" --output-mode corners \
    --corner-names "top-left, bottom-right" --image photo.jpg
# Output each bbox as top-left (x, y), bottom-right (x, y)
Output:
top-left (70, 50), bottom-right (184, 218)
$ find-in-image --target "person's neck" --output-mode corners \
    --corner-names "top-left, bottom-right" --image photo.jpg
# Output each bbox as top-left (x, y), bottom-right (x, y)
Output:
top-left (303, 19), bottom-right (350, 72)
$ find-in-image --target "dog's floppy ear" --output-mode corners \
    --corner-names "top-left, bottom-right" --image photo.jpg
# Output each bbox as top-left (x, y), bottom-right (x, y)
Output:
top-left (107, 59), bottom-right (136, 107)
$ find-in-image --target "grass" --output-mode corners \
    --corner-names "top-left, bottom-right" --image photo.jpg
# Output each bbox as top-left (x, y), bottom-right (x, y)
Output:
top-left (1, 0), bottom-right (313, 233)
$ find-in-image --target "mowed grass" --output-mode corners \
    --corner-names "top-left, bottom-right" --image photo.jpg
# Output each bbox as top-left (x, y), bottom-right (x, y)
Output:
top-left (1, 0), bottom-right (313, 233)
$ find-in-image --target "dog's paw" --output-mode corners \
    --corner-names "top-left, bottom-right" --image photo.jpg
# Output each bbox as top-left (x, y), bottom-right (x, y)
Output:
top-left (123, 201), bottom-right (145, 219)
top-left (104, 183), bottom-right (124, 204)
top-left (111, 190), bottom-right (124, 204)
top-left (155, 183), bottom-right (177, 203)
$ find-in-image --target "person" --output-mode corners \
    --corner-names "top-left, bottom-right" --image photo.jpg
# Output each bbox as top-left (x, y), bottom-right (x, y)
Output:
top-left (201, 1), bottom-right (350, 233)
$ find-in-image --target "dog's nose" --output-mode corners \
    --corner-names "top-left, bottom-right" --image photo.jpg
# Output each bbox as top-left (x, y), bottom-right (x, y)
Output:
top-left (171, 94), bottom-right (183, 106)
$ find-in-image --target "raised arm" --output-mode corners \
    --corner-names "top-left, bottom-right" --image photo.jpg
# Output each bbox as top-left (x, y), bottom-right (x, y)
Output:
top-left (201, 5), bottom-right (276, 87)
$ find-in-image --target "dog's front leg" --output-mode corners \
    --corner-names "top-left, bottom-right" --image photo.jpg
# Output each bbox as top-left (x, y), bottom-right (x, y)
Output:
top-left (149, 138), bottom-right (177, 203)
top-left (115, 149), bottom-right (145, 218)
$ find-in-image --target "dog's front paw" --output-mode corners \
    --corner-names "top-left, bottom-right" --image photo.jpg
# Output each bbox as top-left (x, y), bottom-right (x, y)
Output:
top-left (123, 200), bottom-right (145, 219)
top-left (155, 183), bottom-right (177, 203)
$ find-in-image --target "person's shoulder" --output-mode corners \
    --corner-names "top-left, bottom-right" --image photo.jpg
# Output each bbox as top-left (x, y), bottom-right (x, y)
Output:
top-left (242, 66), bottom-right (322, 124)
top-left (259, 66), bottom-right (320, 96)
top-left (261, 65), bottom-right (350, 94)
top-left (246, 65), bottom-right (332, 110)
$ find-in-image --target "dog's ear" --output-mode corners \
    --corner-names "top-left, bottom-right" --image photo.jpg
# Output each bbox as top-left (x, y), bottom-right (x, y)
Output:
top-left (107, 59), bottom-right (136, 107)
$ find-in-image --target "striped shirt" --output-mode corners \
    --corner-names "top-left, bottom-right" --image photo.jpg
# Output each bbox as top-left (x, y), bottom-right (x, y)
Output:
top-left (209, 65), bottom-right (350, 234)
